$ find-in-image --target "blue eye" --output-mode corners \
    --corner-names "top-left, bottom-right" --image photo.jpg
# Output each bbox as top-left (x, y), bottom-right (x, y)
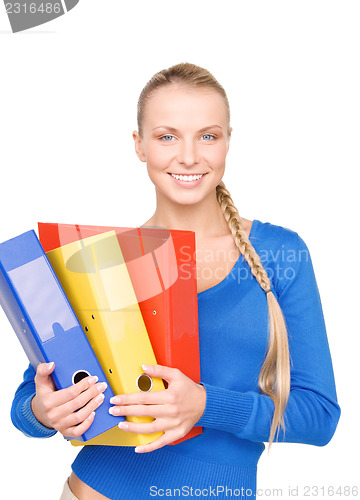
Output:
top-left (161, 135), bottom-right (174, 141)
top-left (201, 134), bottom-right (215, 140)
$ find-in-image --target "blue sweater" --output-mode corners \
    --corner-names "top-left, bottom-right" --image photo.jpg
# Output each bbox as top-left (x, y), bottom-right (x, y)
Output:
top-left (10, 220), bottom-right (341, 499)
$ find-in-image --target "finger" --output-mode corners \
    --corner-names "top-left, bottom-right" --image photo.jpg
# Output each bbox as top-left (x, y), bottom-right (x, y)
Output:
top-left (63, 410), bottom-right (97, 439)
top-left (34, 362), bottom-right (56, 392)
top-left (110, 381), bottom-right (173, 406)
top-left (48, 375), bottom-right (101, 407)
top-left (118, 419), bottom-right (163, 435)
top-left (110, 403), bottom-right (166, 419)
top-left (61, 382), bottom-right (108, 415)
top-left (63, 391), bottom-right (106, 428)
top-left (134, 432), bottom-right (178, 454)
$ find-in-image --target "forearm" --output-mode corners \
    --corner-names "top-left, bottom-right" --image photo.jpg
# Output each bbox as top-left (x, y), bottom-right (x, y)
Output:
top-left (11, 364), bottom-right (57, 438)
top-left (196, 382), bottom-right (340, 446)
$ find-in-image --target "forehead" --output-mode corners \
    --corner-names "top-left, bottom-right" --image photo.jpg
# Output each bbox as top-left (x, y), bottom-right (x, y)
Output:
top-left (143, 85), bottom-right (228, 130)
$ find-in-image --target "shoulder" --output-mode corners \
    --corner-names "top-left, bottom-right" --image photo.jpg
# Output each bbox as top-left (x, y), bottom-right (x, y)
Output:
top-left (249, 219), bottom-right (311, 296)
top-left (249, 219), bottom-right (301, 248)
top-left (249, 219), bottom-right (311, 255)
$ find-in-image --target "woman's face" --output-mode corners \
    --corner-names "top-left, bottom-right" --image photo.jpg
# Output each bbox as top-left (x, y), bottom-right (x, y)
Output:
top-left (133, 85), bottom-right (231, 207)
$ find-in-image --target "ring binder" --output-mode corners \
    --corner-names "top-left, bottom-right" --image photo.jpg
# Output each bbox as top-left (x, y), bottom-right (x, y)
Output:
top-left (0, 230), bottom-right (123, 441)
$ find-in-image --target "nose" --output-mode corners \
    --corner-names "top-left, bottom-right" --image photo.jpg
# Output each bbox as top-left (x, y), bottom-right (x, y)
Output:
top-left (177, 139), bottom-right (200, 167)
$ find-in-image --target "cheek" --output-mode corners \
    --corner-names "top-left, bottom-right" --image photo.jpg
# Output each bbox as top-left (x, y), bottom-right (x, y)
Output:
top-left (146, 143), bottom-right (173, 169)
top-left (205, 144), bottom-right (228, 169)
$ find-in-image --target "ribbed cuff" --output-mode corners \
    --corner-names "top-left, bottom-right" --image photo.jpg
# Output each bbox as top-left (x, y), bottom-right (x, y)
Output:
top-left (195, 383), bottom-right (254, 434)
top-left (20, 394), bottom-right (57, 438)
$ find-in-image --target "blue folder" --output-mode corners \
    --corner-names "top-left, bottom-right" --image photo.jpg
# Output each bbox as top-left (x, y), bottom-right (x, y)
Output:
top-left (0, 230), bottom-right (124, 441)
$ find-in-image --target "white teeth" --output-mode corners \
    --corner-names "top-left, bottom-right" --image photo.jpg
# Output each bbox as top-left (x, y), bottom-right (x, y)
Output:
top-left (171, 173), bottom-right (203, 182)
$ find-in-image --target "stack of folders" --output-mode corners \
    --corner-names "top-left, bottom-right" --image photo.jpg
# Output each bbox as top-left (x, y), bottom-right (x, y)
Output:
top-left (38, 223), bottom-right (202, 447)
top-left (0, 224), bottom-right (201, 447)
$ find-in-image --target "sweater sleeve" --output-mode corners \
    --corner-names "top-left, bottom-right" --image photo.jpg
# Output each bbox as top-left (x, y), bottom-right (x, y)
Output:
top-left (196, 233), bottom-right (341, 446)
top-left (11, 364), bottom-right (57, 438)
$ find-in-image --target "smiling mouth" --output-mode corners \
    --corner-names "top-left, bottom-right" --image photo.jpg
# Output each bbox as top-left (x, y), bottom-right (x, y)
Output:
top-left (169, 173), bottom-right (206, 182)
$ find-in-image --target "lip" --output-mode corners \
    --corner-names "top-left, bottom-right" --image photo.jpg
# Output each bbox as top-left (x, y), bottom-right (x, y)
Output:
top-left (168, 172), bottom-right (207, 188)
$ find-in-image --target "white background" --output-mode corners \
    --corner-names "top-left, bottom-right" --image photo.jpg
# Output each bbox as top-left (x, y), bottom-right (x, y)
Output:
top-left (0, 1), bottom-right (359, 498)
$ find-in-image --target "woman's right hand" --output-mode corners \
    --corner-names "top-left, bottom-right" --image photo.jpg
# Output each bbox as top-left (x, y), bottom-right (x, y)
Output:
top-left (31, 362), bottom-right (108, 439)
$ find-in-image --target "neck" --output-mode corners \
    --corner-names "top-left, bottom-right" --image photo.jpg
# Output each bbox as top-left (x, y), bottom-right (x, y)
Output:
top-left (141, 189), bottom-right (230, 240)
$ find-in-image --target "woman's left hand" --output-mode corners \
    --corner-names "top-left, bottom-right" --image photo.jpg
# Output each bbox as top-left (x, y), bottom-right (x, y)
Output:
top-left (109, 364), bottom-right (206, 453)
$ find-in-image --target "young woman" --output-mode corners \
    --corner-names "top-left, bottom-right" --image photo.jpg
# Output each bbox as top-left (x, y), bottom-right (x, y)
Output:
top-left (11, 63), bottom-right (341, 499)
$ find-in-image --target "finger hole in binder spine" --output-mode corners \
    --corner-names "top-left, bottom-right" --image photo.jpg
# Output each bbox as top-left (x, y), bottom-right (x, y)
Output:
top-left (72, 370), bottom-right (91, 385)
top-left (136, 374), bottom-right (153, 392)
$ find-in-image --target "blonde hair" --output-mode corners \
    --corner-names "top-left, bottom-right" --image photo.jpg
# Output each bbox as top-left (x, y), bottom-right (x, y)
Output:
top-left (137, 62), bottom-right (291, 447)
top-left (137, 62), bottom-right (231, 138)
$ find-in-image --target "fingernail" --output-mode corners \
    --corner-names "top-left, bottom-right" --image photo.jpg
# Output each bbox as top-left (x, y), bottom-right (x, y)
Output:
top-left (95, 393), bottom-right (105, 404)
top-left (97, 382), bottom-right (107, 392)
top-left (108, 407), bottom-right (114, 415)
top-left (88, 376), bottom-right (98, 385)
top-left (88, 411), bottom-right (95, 420)
top-left (142, 364), bottom-right (149, 371)
top-left (110, 396), bottom-right (121, 404)
top-left (118, 421), bottom-right (128, 430)
top-left (46, 362), bottom-right (54, 371)
top-left (135, 446), bottom-right (144, 453)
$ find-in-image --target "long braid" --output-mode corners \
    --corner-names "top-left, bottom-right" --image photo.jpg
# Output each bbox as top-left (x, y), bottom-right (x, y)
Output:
top-left (216, 184), bottom-right (271, 292)
top-left (216, 180), bottom-right (291, 447)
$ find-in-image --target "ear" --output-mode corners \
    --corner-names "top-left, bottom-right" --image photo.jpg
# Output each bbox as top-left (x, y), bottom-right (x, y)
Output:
top-left (226, 127), bottom-right (233, 153)
top-left (133, 131), bottom-right (146, 162)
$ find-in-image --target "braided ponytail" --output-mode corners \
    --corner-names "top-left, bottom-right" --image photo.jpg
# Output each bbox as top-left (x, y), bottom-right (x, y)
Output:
top-left (216, 180), bottom-right (290, 447)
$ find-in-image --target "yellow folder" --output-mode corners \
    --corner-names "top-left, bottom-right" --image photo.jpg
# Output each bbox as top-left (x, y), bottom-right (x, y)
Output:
top-left (45, 230), bottom-right (164, 446)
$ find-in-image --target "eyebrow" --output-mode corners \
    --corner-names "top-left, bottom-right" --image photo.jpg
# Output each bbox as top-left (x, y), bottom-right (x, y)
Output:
top-left (152, 125), bottom-right (223, 133)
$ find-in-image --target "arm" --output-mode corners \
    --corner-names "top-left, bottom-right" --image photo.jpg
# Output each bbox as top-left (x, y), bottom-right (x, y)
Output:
top-left (11, 364), bottom-right (57, 438)
top-left (196, 233), bottom-right (341, 446)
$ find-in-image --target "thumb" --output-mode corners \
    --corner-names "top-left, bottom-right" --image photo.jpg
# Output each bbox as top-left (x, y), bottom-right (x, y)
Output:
top-left (141, 364), bottom-right (183, 384)
top-left (35, 362), bottom-right (56, 392)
